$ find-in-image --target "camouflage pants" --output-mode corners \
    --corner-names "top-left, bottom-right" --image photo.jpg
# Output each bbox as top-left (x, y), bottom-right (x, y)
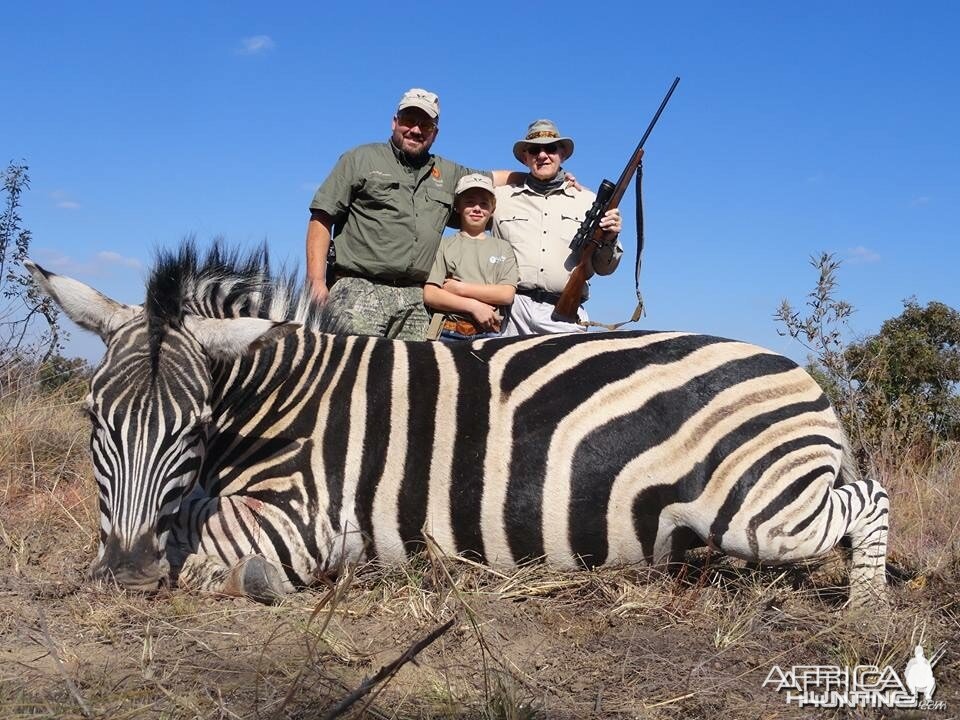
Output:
top-left (325, 276), bottom-right (431, 341)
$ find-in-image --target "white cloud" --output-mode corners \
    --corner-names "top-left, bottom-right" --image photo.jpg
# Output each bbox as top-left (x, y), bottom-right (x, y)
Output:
top-left (34, 249), bottom-right (93, 275)
top-left (910, 196), bottom-right (930, 208)
top-left (846, 246), bottom-right (880, 264)
top-left (238, 35), bottom-right (275, 55)
top-left (97, 251), bottom-right (142, 269)
top-left (51, 190), bottom-right (80, 210)
top-left (32, 249), bottom-right (142, 276)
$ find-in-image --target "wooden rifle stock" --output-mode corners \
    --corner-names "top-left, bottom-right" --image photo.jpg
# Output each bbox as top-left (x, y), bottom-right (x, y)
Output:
top-left (553, 77), bottom-right (680, 322)
top-left (553, 175), bottom-right (631, 319)
top-left (553, 249), bottom-right (595, 319)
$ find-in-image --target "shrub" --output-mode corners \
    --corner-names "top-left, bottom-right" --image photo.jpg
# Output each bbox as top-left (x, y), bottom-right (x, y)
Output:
top-left (776, 254), bottom-right (959, 462)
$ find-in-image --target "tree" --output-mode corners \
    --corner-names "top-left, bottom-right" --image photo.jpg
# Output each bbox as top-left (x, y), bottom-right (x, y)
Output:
top-left (0, 161), bottom-right (65, 366)
top-left (775, 253), bottom-right (861, 438)
top-left (846, 299), bottom-right (960, 444)
top-left (776, 254), bottom-right (960, 459)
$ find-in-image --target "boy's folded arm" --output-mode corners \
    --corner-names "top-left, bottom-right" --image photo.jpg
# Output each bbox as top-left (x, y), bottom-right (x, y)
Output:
top-left (443, 280), bottom-right (516, 306)
top-left (424, 284), bottom-right (486, 316)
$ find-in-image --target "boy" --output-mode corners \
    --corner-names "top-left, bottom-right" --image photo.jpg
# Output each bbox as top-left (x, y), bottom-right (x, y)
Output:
top-left (424, 174), bottom-right (518, 341)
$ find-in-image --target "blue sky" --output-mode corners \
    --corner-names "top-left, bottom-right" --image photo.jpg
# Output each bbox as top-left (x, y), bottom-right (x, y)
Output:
top-left (4, 2), bottom-right (958, 363)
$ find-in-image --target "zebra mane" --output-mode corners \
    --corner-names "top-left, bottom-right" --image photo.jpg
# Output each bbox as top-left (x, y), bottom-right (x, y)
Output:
top-left (145, 239), bottom-right (343, 364)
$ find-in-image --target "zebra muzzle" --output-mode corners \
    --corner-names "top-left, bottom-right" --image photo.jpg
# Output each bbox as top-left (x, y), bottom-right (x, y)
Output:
top-left (88, 533), bottom-right (170, 592)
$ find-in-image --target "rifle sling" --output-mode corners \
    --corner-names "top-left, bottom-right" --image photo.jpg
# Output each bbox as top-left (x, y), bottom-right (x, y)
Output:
top-left (630, 160), bottom-right (645, 322)
top-left (577, 160), bottom-right (646, 332)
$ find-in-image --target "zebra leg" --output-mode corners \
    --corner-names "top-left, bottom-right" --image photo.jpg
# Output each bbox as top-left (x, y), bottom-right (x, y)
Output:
top-left (760, 478), bottom-right (889, 608)
top-left (169, 495), bottom-right (296, 602)
top-left (646, 516), bottom-right (705, 588)
top-left (836, 479), bottom-right (890, 608)
top-left (651, 519), bottom-right (702, 570)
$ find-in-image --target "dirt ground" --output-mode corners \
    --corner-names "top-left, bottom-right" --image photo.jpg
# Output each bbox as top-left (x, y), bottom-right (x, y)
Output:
top-left (1, 474), bottom-right (958, 720)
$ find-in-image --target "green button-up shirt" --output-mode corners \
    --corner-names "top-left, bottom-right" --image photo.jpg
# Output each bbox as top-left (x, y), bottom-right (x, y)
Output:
top-left (310, 142), bottom-right (483, 282)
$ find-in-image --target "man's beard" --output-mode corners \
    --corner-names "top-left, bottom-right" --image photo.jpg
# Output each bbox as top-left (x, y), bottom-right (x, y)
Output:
top-left (394, 134), bottom-right (430, 165)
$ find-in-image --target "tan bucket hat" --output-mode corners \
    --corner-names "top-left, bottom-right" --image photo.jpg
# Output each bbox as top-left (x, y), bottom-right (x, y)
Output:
top-left (397, 88), bottom-right (440, 119)
top-left (512, 119), bottom-right (574, 163)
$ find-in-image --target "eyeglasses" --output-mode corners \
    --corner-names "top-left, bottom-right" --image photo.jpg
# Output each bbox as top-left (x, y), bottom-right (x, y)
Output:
top-left (526, 143), bottom-right (559, 156)
top-left (397, 111), bottom-right (437, 133)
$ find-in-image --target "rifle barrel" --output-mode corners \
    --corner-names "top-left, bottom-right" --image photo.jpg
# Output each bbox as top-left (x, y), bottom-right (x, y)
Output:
top-left (639, 76), bottom-right (680, 150)
top-left (555, 76), bottom-right (680, 319)
top-left (613, 77), bottom-right (680, 191)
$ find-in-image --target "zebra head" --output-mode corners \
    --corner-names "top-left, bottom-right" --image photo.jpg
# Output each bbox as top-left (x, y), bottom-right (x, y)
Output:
top-left (26, 260), bottom-right (294, 591)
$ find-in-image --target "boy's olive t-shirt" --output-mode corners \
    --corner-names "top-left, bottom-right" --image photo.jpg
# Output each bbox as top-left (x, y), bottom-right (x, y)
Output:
top-left (426, 231), bottom-right (519, 321)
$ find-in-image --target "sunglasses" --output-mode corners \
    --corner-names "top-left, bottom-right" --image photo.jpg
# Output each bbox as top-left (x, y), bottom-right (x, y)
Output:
top-left (397, 111), bottom-right (437, 133)
top-left (526, 143), bottom-right (559, 156)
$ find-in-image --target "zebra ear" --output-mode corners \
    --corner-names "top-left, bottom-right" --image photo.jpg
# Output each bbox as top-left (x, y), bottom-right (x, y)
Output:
top-left (183, 316), bottom-right (300, 361)
top-left (24, 259), bottom-right (141, 341)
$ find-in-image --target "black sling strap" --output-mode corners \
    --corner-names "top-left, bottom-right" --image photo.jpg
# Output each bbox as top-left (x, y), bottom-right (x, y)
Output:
top-left (580, 159), bottom-right (646, 331)
top-left (630, 160), bottom-right (646, 322)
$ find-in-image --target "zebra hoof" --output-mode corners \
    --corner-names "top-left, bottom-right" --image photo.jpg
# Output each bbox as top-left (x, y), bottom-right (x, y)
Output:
top-left (845, 585), bottom-right (889, 613)
top-left (239, 556), bottom-right (285, 605)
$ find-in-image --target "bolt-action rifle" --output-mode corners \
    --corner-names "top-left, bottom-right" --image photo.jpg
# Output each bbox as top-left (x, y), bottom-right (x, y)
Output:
top-left (553, 77), bottom-right (680, 321)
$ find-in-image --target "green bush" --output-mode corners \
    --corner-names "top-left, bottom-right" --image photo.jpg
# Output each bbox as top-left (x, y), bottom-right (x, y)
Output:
top-left (776, 254), bottom-right (959, 461)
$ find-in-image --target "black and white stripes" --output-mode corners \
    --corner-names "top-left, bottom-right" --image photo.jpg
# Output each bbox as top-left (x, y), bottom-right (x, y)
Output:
top-left (28, 243), bottom-right (889, 607)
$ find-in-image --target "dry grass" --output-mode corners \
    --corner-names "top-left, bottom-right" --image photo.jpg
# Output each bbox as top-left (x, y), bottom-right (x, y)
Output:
top-left (1, 380), bottom-right (958, 718)
top-left (877, 442), bottom-right (960, 578)
top-left (0, 366), bottom-right (89, 493)
top-left (1, 370), bottom-right (94, 585)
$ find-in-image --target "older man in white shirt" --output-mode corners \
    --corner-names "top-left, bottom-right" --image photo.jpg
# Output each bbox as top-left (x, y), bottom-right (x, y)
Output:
top-left (493, 119), bottom-right (623, 335)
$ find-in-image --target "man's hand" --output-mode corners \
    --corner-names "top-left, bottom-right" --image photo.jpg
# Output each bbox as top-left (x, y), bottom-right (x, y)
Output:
top-left (564, 171), bottom-right (583, 191)
top-left (599, 208), bottom-right (622, 240)
top-left (310, 281), bottom-right (329, 305)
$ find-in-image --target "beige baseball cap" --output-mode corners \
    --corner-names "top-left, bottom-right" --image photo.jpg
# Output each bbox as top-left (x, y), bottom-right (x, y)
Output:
top-left (450, 173), bottom-right (495, 229)
top-left (454, 173), bottom-right (495, 198)
top-left (397, 88), bottom-right (440, 119)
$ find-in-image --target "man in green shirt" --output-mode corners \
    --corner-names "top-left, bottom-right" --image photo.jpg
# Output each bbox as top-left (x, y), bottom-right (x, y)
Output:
top-left (306, 88), bottom-right (498, 340)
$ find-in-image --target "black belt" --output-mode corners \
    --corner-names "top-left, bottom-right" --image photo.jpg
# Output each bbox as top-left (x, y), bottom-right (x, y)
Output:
top-left (335, 268), bottom-right (423, 288)
top-left (516, 287), bottom-right (585, 305)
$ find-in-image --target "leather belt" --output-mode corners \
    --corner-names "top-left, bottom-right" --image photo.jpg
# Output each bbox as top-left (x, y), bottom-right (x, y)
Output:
top-left (516, 287), bottom-right (564, 305)
top-left (335, 268), bottom-right (423, 288)
top-left (441, 319), bottom-right (482, 336)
